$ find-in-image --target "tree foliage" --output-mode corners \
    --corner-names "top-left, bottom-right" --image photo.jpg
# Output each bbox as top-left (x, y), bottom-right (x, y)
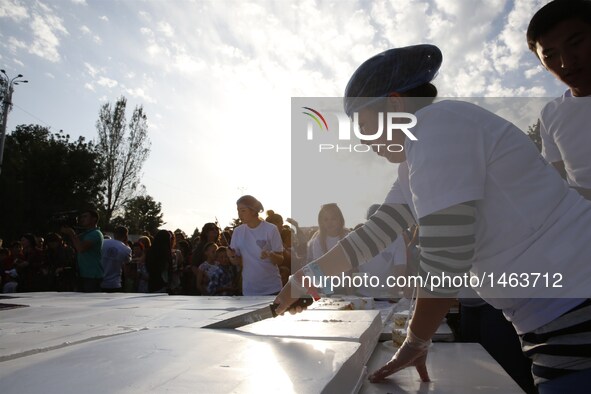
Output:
top-left (0, 124), bottom-right (104, 240)
top-left (96, 96), bottom-right (150, 225)
top-left (526, 119), bottom-right (542, 153)
top-left (230, 218), bottom-right (242, 228)
top-left (0, 78), bottom-right (9, 127)
top-left (110, 195), bottom-right (164, 236)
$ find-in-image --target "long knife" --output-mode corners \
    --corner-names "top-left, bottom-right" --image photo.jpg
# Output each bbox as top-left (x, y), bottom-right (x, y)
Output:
top-left (203, 296), bottom-right (314, 329)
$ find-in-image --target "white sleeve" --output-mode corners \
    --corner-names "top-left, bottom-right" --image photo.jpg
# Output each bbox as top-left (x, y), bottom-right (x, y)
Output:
top-left (384, 178), bottom-right (407, 205)
top-left (539, 114), bottom-right (562, 163)
top-left (392, 236), bottom-right (407, 267)
top-left (406, 106), bottom-right (485, 218)
top-left (230, 228), bottom-right (241, 256)
top-left (270, 225), bottom-right (283, 253)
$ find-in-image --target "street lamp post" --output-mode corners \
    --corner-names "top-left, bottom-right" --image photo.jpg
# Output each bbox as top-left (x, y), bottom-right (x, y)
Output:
top-left (0, 70), bottom-right (28, 176)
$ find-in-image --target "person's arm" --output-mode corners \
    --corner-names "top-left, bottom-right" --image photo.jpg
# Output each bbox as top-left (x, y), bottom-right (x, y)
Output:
top-left (196, 268), bottom-right (207, 295)
top-left (286, 218), bottom-right (309, 259)
top-left (368, 295), bottom-right (455, 382)
top-left (551, 160), bottom-right (567, 179)
top-left (261, 250), bottom-right (284, 265)
top-left (261, 224), bottom-right (285, 265)
top-left (369, 201), bottom-right (476, 382)
top-left (274, 203), bottom-right (415, 314)
top-left (572, 186), bottom-right (591, 200)
top-left (551, 160), bottom-right (591, 200)
top-left (227, 248), bottom-right (242, 266)
top-left (61, 227), bottom-right (95, 253)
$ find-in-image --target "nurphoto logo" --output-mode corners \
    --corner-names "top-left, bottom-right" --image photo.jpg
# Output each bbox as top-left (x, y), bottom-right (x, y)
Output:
top-left (302, 107), bottom-right (417, 153)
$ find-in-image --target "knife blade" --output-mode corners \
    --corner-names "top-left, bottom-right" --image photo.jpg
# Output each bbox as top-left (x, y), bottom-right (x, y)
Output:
top-left (203, 296), bottom-right (314, 329)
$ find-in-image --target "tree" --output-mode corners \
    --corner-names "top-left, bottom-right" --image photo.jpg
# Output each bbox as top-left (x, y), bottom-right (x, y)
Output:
top-left (526, 119), bottom-right (542, 153)
top-left (96, 96), bottom-right (151, 225)
top-left (0, 124), bottom-right (105, 240)
top-left (112, 195), bottom-right (164, 235)
top-left (0, 78), bottom-right (7, 126)
top-left (190, 227), bottom-right (201, 242)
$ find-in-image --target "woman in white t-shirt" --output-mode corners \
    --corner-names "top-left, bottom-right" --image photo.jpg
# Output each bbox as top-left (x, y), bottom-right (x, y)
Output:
top-left (228, 195), bottom-right (284, 296)
top-left (307, 203), bottom-right (350, 262)
top-left (275, 44), bottom-right (591, 392)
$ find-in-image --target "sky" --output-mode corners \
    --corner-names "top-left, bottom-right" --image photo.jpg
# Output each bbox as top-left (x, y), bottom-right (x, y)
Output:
top-left (0, 0), bottom-right (568, 233)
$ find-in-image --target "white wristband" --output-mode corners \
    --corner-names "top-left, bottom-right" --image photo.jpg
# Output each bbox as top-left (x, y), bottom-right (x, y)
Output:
top-left (406, 327), bottom-right (431, 350)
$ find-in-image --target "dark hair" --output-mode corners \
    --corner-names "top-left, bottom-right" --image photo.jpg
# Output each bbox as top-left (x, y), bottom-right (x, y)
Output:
top-left (265, 210), bottom-right (283, 228)
top-left (20, 233), bottom-right (37, 248)
top-left (527, 0), bottom-right (591, 54)
top-left (113, 226), bottom-right (128, 239)
top-left (191, 225), bottom-right (220, 266)
top-left (45, 232), bottom-right (62, 243)
top-left (316, 203), bottom-right (347, 254)
top-left (204, 242), bottom-right (218, 252)
top-left (145, 230), bottom-right (173, 292)
top-left (236, 195), bottom-right (264, 213)
top-left (201, 222), bottom-right (220, 239)
top-left (402, 83), bottom-right (438, 100)
top-left (79, 206), bottom-right (100, 221)
top-left (203, 242), bottom-right (218, 262)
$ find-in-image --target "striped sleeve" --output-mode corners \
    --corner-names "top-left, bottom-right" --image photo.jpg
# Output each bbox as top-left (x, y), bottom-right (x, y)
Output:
top-left (417, 201), bottom-right (476, 296)
top-left (521, 299), bottom-right (591, 385)
top-left (339, 203), bottom-right (415, 268)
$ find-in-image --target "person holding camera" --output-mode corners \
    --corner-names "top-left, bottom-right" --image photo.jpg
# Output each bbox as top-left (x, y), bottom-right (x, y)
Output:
top-left (61, 208), bottom-right (104, 292)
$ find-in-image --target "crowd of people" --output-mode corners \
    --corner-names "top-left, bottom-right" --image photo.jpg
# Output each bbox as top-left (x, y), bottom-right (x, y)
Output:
top-left (2, 197), bottom-right (413, 297)
top-left (0, 195), bottom-right (421, 298)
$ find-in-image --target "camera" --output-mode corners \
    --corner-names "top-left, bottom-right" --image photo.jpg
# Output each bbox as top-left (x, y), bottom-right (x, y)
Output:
top-left (48, 210), bottom-right (80, 229)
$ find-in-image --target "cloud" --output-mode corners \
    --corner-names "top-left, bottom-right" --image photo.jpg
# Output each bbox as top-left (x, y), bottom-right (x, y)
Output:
top-left (99, 15), bottom-right (109, 22)
top-left (97, 76), bottom-right (118, 88)
top-left (157, 21), bottom-right (174, 37)
top-left (79, 24), bottom-right (102, 43)
top-left (84, 82), bottom-right (95, 91)
top-left (70, 0), bottom-right (87, 4)
top-left (124, 86), bottom-right (155, 103)
top-left (138, 10), bottom-right (151, 22)
top-left (45, 72), bottom-right (55, 78)
top-left (524, 65), bottom-right (543, 79)
top-left (84, 62), bottom-right (100, 77)
top-left (7, 36), bottom-right (27, 53)
top-left (28, 3), bottom-right (69, 62)
top-left (0, 0), bottom-right (29, 21)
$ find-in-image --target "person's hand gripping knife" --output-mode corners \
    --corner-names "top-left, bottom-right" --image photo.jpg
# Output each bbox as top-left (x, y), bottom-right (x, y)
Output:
top-left (273, 241), bottom-right (355, 315)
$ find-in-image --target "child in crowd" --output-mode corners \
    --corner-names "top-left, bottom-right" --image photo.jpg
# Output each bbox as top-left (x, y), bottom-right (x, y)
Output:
top-left (195, 242), bottom-right (220, 296)
top-left (207, 246), bottom-right (239, 296)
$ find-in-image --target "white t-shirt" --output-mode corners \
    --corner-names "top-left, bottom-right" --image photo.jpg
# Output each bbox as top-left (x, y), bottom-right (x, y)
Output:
top-left (539, 91), bottom-right (591, 188)
top-left (357, 235), bottom-right (406, 297)
top-left (100, 239), bottom-right (132, 289)
top-left (385, 100), bottom-right (591, 333)
top-left (307, 234), bottom-right (343, 262)
top-left (230, 220), bottom-right (283, 296)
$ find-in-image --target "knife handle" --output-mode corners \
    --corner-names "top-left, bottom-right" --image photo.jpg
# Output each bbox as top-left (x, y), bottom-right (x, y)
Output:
top-left (270, 295), bottom-right (314, 317)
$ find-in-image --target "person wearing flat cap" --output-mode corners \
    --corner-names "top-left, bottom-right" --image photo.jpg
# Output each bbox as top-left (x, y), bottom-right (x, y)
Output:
top-left (275, 44), bottom-right (591, 392)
